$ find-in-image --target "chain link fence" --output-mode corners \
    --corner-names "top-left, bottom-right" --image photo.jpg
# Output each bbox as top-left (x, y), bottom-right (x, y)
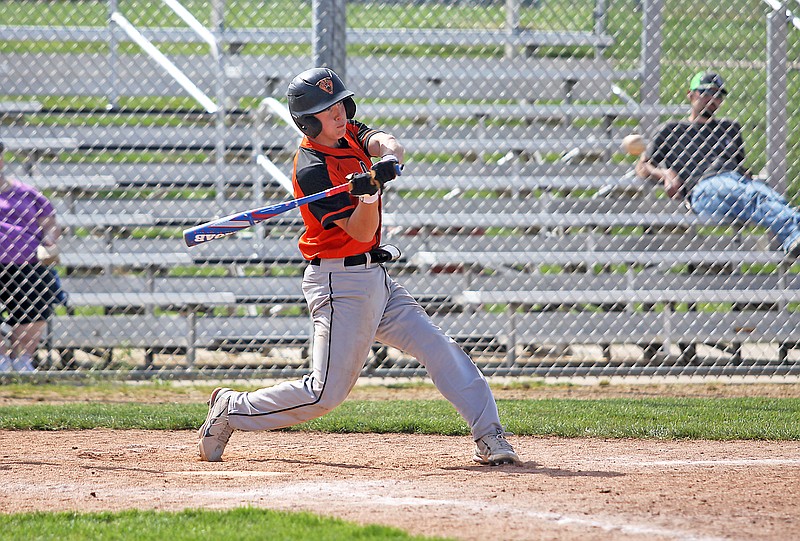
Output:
top-left (1, 0), bottom-right (799, 378)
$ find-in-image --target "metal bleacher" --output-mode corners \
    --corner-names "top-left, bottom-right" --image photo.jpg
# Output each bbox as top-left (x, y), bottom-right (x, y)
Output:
top-left (8, 4), bottom-right (796, 378)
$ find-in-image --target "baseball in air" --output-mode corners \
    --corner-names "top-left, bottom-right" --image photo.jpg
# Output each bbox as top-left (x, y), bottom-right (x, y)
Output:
top-left (621, 134), bottom-right (646, 156)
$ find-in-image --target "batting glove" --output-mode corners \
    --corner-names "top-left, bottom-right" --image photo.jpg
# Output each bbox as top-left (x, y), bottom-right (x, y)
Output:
top-left (348, 172), bottom-right (380, 196)
top-left (371, 154), bottom-right (403, 183)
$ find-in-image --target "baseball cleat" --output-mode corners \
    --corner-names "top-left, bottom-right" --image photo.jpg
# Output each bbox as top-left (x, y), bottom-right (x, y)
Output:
top-left (198, 387), bottom-right (234, 462)
top-left (473, 428), bottom-right (522, 466)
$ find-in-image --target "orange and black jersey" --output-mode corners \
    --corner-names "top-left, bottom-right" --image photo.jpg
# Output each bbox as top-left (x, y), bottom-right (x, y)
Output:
top-left (292, 119), bottom-right (384, 260)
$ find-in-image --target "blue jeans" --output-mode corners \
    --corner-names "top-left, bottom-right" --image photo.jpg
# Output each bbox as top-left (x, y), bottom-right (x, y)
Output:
top-left (690, 171), bottom-right (800, 253)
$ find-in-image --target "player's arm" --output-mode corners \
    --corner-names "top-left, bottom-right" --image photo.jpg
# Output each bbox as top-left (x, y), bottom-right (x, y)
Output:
top-left (335, 151), bottom-right (403, 242)
top-left (367, 132), bottom-right (404, 164)
top-left (334, 196), bottom-right (380, 243)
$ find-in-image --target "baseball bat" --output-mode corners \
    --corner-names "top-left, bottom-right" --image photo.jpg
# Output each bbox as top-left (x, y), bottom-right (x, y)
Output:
top-left (183, 166), bottom-right (398, 247)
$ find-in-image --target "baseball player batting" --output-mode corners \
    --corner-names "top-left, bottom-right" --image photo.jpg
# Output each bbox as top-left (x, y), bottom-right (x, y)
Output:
top-left (198, 67), bottom-right (521, 466)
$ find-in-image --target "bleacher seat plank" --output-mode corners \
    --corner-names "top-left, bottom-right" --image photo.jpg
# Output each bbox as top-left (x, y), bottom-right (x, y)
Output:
top-left (402, 137), bottom-right (617, 156)
top-left (456, 289), bottom-right (800, 306)
top-left (411, 249), bottom-right (783, 269)
top-left (60, 251), bottom-right (192, 269)
top-left (26, 175), bottom-right (118, 191)
top-left (200, 316), bottom-right (311, 347)
top-left (59, 273), bottom-right (800, 310)
top-left (494, 310), bottom-right (800, 345)
top-left (56, 198), bottom-right (302, 227)
top-left (56, 194), bottom-right (696, 230)
top-left (3, 137), bottom-right (78, 151)
top-left (357, 103), bottom-right (687, 122)
top-left (385, 211), bottom-right (706, 230)
top-left (10, 166), bottom-right (644, 197)
top-left (7, 162), bottom-right (284, 193)
top-left (4, 123), bottom-right (626, 157)
top-left (457, 272), bottom-right (800, 293)
top-left (61, 274), bottom-right (459, 308)
top-left (384, 195), bottom-right (685, 214)
top-left (79, 237), bottom-right (303, 266)
top-left (0, 100), bottom-right (42, 115)
top-left (387, 174), bottom-right (644, 194)
top-left (2, 53), bottom-right (632, 102)
top-left (58, 213), bottom-right (155, 228)
top-left (49, 315), bottom-right (190, 349)
top-left (397, 232), bottom-right (771, 255)
top-left (2, 124), bottom-right (292, 153)
top-left (61, 275), bottom-right (302, 304)
top-left (0, 26), bottom-right (612, 50)
top-left (68, 291), bottom-right (236, 308)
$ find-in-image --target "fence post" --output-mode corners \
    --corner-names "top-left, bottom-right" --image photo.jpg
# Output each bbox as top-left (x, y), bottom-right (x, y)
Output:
top-left (640, 0), bottom-right (663, 139)
top-left (212, 0), bottom-right (227, 204)
top-left (312, 0), bottom-right (347, 79)
top-left (766, 9), bottom-right (788, 194)
top-left (107, 0), bottom-right (119, 110)
top-left (593, 0), bottom-right (607, 58)
top-left (505, 0), bottom-right (520, 59)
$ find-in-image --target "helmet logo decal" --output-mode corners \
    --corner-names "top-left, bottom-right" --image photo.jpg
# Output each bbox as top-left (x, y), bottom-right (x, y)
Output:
top-left (317, 77), bottom-right (334, 94)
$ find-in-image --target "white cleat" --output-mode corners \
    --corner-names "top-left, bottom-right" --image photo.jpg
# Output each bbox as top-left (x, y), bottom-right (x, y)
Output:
top-left (473, 428), bottom-right (522, 466)
top-left (198, 387), bottom-right (234, 462)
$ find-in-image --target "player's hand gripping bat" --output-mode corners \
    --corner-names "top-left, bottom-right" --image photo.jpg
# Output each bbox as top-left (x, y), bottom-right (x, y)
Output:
top-left (183, 162), bottom-right (402, 247)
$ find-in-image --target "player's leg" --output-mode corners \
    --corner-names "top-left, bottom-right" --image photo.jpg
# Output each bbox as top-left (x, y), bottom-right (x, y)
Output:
top-left (374, 273), bottom-right (519, 464)
top-left (199, 264), bottom-right (389, 460)
top-left (229, 265), bottom-right (388, 429)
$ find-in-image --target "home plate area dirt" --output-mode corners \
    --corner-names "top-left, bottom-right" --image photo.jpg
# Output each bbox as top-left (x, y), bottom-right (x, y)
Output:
top-left (1, 430), bottom-right (798, 540)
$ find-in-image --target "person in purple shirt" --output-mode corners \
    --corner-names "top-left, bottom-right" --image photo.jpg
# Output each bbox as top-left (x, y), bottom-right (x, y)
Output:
top-left (0, 141), bottom-right (61, 372)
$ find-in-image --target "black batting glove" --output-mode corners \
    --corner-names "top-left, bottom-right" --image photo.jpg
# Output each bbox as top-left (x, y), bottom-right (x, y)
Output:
top-left (371, 154), bottom-right (403, 183)
top-left (348, 172), bottom-right (380, 196)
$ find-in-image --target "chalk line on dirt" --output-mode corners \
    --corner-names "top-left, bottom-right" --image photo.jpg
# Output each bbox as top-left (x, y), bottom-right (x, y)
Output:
top-left (196, 479), bottom-right (733, 541)
top-left (606, 458), bottom-right (800, 467)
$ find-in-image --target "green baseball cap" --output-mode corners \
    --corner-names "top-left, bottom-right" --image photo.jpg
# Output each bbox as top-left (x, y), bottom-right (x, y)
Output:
top-left (690, 71), bottom-right (727, 95)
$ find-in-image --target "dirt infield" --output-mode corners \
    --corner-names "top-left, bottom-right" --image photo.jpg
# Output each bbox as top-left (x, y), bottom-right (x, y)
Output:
top-left (2, 429), bottom-right (799, 540)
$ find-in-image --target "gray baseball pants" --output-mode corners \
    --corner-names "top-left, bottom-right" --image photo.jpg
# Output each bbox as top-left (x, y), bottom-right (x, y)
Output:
top-left (226, 257), bottom-right (504, 441)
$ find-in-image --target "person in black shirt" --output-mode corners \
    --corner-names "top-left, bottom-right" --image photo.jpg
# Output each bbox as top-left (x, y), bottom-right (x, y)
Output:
top-left (636, 71), bottom-right (800, 255)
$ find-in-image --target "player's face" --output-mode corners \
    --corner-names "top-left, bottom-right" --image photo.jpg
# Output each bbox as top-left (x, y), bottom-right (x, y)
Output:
top-left (689, 88), bottom-right (724, 120)
top-left (313, 101), bottom-right (347, 146)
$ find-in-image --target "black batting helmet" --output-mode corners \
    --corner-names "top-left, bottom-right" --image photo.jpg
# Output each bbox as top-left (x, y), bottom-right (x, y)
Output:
top-left (286, 68), bottom-right (356, 137)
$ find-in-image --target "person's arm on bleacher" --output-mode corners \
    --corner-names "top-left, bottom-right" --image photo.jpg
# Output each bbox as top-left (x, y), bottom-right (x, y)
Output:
top-left (635, 157), bottom-right (683, 199)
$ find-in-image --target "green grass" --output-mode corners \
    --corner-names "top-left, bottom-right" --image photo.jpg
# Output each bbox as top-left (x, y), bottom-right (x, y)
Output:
top-left (1, 397), bottom-right (798, 440)
top-left (0, 386), bottom-right (795, 537)
top-left (0, 507), bottom-right (448, 541)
